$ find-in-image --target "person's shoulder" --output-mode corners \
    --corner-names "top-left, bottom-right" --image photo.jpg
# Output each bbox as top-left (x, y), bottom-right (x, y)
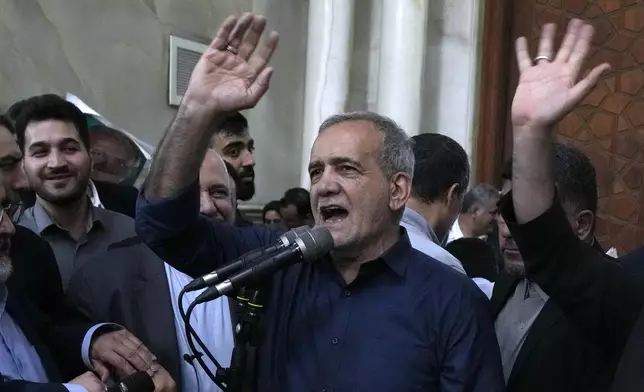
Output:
top-left (407, 248), bottom-right (487, 299)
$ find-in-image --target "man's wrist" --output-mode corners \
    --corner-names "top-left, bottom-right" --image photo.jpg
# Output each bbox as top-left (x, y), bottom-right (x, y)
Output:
top-left (512, 124), bottom-right (552, 143)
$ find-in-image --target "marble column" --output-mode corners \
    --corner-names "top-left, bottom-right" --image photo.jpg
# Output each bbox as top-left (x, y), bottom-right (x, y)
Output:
top-left (299, 0), bottom-right (355, 188)
top-left (376, 0), bottom-right (428, 136)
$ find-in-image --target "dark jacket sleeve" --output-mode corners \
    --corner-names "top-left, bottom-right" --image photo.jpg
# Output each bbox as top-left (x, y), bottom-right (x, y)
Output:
top-left (0, 380), bottom-right (67, 392)
top-left (135, 182), bottom-right (276, 278)
top-left (9, 227), bottom-right (68, 322)
top-left (20, 298), bottom-right (92, 380)
top-left (500, 191), bottom-right (643, 361)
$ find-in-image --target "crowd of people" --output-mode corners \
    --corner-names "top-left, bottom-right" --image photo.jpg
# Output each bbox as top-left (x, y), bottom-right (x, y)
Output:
top-left (1, 11), bottom-right (644, 392)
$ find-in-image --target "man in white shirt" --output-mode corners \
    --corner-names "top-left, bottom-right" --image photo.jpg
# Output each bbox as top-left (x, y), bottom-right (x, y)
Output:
top-left (447, 183), bottom-right (500, 244)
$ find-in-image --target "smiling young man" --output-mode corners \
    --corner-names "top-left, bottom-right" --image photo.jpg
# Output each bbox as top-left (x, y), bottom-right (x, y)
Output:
top-left (13, 95), bottom-right (136, 290)
top-left (136, 13), bottom-right (503, 391)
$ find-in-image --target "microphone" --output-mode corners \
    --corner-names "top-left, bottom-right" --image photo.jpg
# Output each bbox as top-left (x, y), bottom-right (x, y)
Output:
top-left (195, 226), bottom-right (334, 304)
top-left (184, 226), bottom-right (309, 292)
top-left (106, 371), bottom-right (154, 392)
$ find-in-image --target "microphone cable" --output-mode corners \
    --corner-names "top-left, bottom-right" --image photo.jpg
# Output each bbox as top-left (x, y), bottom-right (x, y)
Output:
top-left (178, 287), bottom-right (227, 390)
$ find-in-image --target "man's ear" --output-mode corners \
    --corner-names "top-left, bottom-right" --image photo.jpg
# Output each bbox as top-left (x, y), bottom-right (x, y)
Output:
top-left (389, 172), bottom-right (412, 211)
top-left (573, 209), bottom-right (595, 241)
top-left (445, 183), bottom-right (460, 209)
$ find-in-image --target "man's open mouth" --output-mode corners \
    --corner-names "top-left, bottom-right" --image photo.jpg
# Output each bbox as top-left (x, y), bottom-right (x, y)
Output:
top-left (319, 205), bottom-right (349, 223)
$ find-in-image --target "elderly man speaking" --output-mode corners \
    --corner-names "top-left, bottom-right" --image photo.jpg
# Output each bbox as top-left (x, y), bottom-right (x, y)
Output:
top-left (136, 13), bottom-right (503, 392)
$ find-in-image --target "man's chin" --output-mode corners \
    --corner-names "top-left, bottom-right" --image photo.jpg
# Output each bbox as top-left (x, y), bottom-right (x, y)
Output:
top-left (237, 183), bottom-right (255, 201)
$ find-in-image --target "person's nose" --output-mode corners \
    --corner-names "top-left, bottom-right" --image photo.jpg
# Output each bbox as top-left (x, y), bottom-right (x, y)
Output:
top-left (241, 150), bottom-right (255, 168)
top-left (47, 150), bottom-right (67, 169)
top-left (498, 216), bottom-right (511, 239)
top-left (199, 191), bottom-right (219, 218)
top-left (314, 169), bottom-right (341, 197)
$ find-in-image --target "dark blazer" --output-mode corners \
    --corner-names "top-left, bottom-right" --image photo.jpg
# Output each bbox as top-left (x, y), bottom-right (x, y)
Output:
top-left (66, 237), bottom-right (182, 384)
top-left (8, 226), bottom-right (70, 322)
top-left (22, 180), bottom-right (138, 219)
top-left (0, 291), bottom-right (91, 392)
top-left (67, 236), bottom-right (239, 389)
top-left (491, 272), bottom-right (605, 392)
top-left (499, 192), bottom-right (644, 392)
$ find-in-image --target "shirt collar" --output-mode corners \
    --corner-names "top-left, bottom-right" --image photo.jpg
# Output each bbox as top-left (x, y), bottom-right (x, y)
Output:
top-left (377, 227), bottom-right (414, 277)
top-left (88, 180), bottom-right (104, 209)
top-left (401, 207), bottom-right (440, 244)
top-left (32, 199), bottom-right (104, 235)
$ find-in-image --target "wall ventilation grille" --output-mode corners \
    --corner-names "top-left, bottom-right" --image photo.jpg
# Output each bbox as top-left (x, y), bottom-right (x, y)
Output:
top-left (168, 36), bottom-right (207, 106)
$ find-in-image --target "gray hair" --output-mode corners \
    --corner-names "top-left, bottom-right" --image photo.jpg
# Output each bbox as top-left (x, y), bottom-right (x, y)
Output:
top-left (318, 111), bottom-right (415, 180)
top-left (460, 183), bottom-right (500, 213)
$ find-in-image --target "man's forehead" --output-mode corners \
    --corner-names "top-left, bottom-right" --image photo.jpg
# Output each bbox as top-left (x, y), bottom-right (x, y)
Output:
top-left (311, 121), bottom-right (382, 161)
top-left (26, 120), bottom-right (80, 144)
top-left (212, 132), bottom-right (252, 146)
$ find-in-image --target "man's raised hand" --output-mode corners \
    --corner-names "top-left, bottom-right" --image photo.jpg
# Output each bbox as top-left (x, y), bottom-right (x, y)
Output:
top-left (183, 13), bottom-right (279, 114)
top-left (511, 19), bottom-right (611, 132)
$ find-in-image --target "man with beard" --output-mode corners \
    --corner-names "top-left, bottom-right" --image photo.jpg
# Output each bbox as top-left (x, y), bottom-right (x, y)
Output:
top-left (208, 112), bottom-right (255, 226)
top-left (13, 95), bottom-right (136, 290)
top-left (492, 144), bottom-right (607, 392)
top-left (0, 177), bottom-right (176, 392)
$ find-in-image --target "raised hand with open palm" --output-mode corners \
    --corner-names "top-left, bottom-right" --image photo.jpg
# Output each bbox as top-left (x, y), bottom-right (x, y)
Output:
top-left (184, 13), bottom-right (279, 113)
top-left (511, 19), bottom-right (610, 132)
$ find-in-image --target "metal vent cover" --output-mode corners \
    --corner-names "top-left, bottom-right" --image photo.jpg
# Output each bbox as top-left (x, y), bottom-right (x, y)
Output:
top-left (168, 35), bottom-right (208, 106)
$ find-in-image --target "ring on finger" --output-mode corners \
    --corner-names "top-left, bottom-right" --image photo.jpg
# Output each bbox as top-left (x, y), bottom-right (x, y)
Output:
top-left (226, 45), bottom-right (238, 55)
top-left (533, 55), bottom-right (552, 63)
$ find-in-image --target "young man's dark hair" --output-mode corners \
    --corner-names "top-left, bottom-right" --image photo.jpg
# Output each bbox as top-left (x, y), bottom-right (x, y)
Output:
top-left (405, 133), bottom-right (471, 242)
top-left (280, 188), bottom-right (312, 218)
top-left (216, 112), bottom-right (249, 138)
top-left (14, 95), bottom-right (89, 152)
top-left (410, 133), bottom-right (470, 203)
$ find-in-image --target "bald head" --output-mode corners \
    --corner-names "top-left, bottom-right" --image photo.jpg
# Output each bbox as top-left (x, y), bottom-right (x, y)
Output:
top-left (199, 149), bottom-right (235, 222)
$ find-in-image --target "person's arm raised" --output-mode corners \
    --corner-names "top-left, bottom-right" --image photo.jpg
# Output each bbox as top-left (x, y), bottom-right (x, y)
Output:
top-left (144, 13), bottom-right (279, 200)
top-left (511, 19), bottom-right (609, 223)
top-left (506, 19), bottom-right (642, 359)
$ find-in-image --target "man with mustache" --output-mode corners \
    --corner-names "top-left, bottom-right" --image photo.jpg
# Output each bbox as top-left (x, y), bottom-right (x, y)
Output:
top-left (493, 144), bottom-right (607, 392)
top-left (208, 112), bottom-right (255, 226)
top-left (13, 94), bottom-right (136, 291)
top-left (136, 13), bottom-right (503, 391)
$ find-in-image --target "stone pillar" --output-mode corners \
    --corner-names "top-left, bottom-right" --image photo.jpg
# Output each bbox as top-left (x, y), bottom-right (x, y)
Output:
top-left (376, 0), bottom-right (428, 136)
top-left (299, 0), bottom-right (355, 188)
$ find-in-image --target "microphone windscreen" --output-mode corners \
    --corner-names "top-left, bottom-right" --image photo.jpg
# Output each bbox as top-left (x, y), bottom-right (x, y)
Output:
top-left (298, 226), bottom-right (334, 262)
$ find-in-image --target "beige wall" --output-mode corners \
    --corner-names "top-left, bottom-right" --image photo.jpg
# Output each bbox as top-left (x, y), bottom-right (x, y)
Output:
top-left (0, 0), bottom-right (308, 207)
top-left (0, 0), bottom-right (483, 206)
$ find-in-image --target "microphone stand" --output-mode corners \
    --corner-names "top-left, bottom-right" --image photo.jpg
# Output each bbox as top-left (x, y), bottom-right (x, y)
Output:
top-left (226, 286), bottom-right (265, 392)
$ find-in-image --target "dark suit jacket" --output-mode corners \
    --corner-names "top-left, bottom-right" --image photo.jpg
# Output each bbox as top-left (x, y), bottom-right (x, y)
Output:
top-left (499, 192), bottom-right (644, 391)
top-left (22, 180), bottom-right (137, 219)
top-left (66, 237), bottom-right (182, 384)
top-left (67, 236), bottom-right (239, 389)
top-left (8, 226), bottom-right (69, 322)
top-left (0, 291), bottom-right (91, 392)
top-left (492, 272), bottom-right (605, 392)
